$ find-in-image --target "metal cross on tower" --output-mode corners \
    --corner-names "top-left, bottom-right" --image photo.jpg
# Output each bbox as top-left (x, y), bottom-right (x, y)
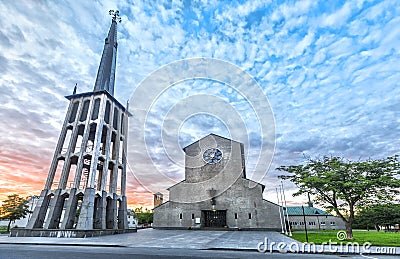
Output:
top-left (109, 10), bottom-right (122, 23)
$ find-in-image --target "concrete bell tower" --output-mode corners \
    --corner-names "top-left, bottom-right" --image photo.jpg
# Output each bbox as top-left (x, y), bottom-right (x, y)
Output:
top-left (16, 10), bottom-right (135, 237)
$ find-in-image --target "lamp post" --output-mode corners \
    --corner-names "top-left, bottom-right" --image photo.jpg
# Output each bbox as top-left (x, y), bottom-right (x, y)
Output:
top-left (302, 205), bottom-right (309, 243)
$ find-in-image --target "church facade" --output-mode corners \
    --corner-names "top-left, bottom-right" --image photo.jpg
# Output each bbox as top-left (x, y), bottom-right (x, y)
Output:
top-left (154, 134), bottom-right (282, 230)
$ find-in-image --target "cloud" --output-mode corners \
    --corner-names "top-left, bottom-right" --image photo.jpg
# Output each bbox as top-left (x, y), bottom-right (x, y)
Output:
top-left (0, 0), bottom-right (399, 208)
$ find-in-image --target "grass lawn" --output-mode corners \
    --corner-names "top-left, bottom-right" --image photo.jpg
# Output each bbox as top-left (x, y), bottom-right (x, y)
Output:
top-left (0, 226), bottom-right (9, 234)
top-left (290, 230), bottom-right (400, 247)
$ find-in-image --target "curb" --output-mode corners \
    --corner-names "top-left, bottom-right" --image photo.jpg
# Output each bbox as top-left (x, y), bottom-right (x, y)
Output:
top-left (0, 242), bottom-right (126, 248)
top-left (0, 242), bottom-right (396, 256)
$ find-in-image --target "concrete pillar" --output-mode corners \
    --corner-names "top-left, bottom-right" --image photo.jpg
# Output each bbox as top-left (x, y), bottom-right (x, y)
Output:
top-left (60, 189), bottom-right (78, 229)
top-left (106, 197), bottom-right (116, 229)
top-left (76, 188), bottom-right (95, 230)
top-left (101, 191), bottom-right (107, 229)
top-left (118, 196), bottom-right (128, 229)
top-left (93, 192), bottom-right (106, 229)
top-left (44, 189), bottom-right (65, 229)
top-left (26, 190), bottom-right (50, 229)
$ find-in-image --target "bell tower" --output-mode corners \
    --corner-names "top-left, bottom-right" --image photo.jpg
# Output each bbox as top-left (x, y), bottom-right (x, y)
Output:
top-left (18, 10), bottom-right (134, 237)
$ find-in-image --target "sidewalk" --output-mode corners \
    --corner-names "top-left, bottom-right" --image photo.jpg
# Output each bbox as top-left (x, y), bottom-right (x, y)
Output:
top-left (0, 229), bottom-right (398, 255)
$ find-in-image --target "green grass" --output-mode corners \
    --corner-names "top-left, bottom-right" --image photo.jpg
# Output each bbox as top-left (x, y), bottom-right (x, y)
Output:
top-left (290, 230), bottom-right (400, 247)
top-left (0, 226), bottom-right (8, 234)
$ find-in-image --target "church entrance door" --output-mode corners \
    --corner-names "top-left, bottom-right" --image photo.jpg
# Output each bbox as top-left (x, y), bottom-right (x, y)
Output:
top-left (203, 210), bottom-right (226, 228)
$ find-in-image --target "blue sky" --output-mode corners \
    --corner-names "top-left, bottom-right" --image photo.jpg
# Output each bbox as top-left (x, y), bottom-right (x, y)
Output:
top-left (0, 0), bottom-right (399, 207)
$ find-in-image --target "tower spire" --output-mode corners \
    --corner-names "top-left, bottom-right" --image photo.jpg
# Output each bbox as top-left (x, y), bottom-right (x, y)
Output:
top-left (93, 10), bottom-right (121, 96)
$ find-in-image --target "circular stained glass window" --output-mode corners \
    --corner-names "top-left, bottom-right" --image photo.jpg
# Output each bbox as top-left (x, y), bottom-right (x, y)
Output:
top-left (203, 148), bottom-right (223, 164)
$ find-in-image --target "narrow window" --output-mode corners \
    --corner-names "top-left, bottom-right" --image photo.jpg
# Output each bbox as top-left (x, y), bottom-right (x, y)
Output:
top-left (67, 163), bottom-right (77, 188)
top-left (79, 100), bottom-right (90, 122)
top-left (179, 213), bottom-right (182, 219)
top-left (53, 159), bottom-right (65, 189)
top-left (235, 213), bottom-right (238, 219)
top-left (85, 124), bottom-right (96, 152)
top-left (62, 127), bottom-right (73, 153)
top-left (95, 158), bottom-right (104, 191)
top-left (248, 213), bottom-right (252, 219)
top-left (69, 102), bottom-right (79, 123)
top-left (192, 214), bottom-right (194, 219)
top-left (117, 167), bottom-right (123, 195)
top-left (107, 164), bottom-right (114, 193)
top-left (113, 107), bottom-right (119, 130)
top-left (120, 114), bottom-right (124, 134)
top-left (101, 126), bottom-right (107, 155)
top-left (73, 125), bottom-right (85, 153)
top-left (91, 98), bottom-right (100, 120)
top-left (118, 138), bottom-right (124, 164)
top-left (110, 133), bottom-right (117, 160)
top-left (104, 101), bottom-right (111, 124)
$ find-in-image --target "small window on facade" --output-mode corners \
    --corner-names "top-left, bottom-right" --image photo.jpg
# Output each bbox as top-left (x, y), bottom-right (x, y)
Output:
top-left (321, 222), bottom-right (326, 226)
top-left (192, 214), bottom-right (194, 219)
top-left (179, 213), bottom-right (182, 219)
top-left (330, 221), bottom-right (336, 225)
top-left (235, 213), bottom-right (238, 219)
top-left (248, 213), bottom-right (252, 219)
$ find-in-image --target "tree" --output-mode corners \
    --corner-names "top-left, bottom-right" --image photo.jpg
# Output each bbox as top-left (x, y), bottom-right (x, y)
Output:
top-left (0, 194), bottom-right (31, 232)
top-left (353, 203), bottom-right (400, 230)
top-left (136, 212), bottom-right (153, 225)
top-left (277, 155), bottom-right (400, 239)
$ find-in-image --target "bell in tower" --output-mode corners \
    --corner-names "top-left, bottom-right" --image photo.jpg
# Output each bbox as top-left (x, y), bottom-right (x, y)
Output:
top-left (13, 10), bottom-right (136, 238)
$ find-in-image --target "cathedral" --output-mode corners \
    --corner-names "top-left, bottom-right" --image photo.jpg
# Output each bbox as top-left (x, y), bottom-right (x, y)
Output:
top-left (154, 134), bottom-right (282, 230)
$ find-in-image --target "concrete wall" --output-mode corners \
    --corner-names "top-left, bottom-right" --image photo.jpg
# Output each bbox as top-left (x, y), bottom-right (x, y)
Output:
top-left (154, 178), bottom-right (282, 230)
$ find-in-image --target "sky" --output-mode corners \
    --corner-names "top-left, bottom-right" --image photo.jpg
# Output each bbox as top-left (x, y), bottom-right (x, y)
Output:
top-left (0, 0), bottom-right (399, 209)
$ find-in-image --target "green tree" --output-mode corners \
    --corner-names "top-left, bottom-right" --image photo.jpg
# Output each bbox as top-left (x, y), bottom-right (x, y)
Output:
top-left (136, 212), bottom-right (153, 225)
top-left (354, 203), bottom-right (400, 230)
top-left (0, 194), bottom-right (31, 232)
top-left (277, 156), bottom-right (400, 239)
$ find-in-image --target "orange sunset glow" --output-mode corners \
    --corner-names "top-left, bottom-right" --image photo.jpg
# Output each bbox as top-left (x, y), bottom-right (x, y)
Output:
top-left (0, 149), bottom-right (154, 209)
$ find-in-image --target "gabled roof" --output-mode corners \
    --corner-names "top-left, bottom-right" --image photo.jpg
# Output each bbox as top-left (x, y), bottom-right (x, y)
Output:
top-left (285, 206), bottom-right (332, 216)
top-left (183, 133), bottom-right (242, 150)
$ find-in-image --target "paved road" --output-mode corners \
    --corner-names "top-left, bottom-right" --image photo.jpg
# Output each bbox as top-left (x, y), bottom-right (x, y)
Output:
top-left (1, 244), bottom-right (398, 259)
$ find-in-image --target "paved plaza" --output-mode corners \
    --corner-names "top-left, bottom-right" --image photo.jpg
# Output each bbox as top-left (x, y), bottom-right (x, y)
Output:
top-left (1, 229), bottom-right (297, 250)
top-left (0, 229), bottom-right (399, 256)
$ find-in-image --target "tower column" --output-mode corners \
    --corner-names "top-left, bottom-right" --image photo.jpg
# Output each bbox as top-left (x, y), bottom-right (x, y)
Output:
top-left (60, 188), bottom-right (78, 229)
top-left (43, 189), bottom-right (65, 229)
top-left (21, 10), bottom-right (134, 237)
